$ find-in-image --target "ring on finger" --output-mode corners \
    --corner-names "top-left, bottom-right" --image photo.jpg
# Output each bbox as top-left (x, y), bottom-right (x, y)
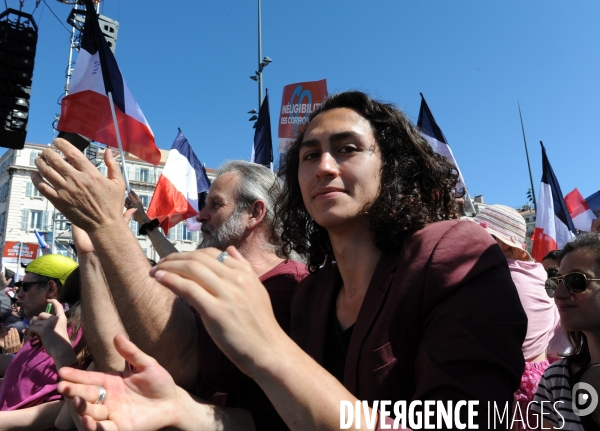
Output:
top-left (216, 251), bottom-right (229, 263)
top-left (94, 386), bottom-right (107, 405)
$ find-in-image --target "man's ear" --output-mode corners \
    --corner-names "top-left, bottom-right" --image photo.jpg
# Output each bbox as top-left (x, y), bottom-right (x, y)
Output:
top-left (46, 280), bottom-right (59, 299)
top-left (247, 200), bottom-right (267, 230)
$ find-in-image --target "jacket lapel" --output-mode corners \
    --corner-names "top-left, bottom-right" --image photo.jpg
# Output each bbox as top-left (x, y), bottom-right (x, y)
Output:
top-left (343, 252), bottom-right (398, 394)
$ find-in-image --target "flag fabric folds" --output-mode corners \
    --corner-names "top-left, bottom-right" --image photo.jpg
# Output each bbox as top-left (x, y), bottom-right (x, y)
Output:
top-left (57, 0), bottom-right (161, 165)
top-left (417, 94), bottom-right (470, 200)
top-left (147, 131), bottom-right (211, 234)
top-left (251, 89), bottom-right (273, 167)
top-left (531, 143), bottom-right (577, 261)
top-left (565, 188), bottom-right (597, 232)
top-left (34, 229), bottom-right (48, 249)
top-left (586, 190), bottom-right (600, 218)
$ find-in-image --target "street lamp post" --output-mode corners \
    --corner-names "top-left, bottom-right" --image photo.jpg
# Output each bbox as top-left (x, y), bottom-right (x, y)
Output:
top-left (258, 0), bottom-right (262, 108)
top-left (249, 0), bottom-right (272, 121)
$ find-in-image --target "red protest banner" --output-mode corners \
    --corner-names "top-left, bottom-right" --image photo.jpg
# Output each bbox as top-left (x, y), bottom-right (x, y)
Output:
top-left (2, 242), bottom-right (39, 264)
top-left (278, 79), bottom-right (328, 154)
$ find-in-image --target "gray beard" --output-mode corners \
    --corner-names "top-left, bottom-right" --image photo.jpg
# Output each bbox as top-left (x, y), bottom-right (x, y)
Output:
top-left (198, 211), bottom-right (246, 250)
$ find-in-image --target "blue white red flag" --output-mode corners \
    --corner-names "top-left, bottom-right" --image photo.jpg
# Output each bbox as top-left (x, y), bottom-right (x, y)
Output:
top-left (531, 143), bottom-right (577, 261)
top-left (147, 131), bottom-right (210, 234)
top-left (251, 89), bottom-right (273, 167)
top-left (565, 188), bottom-right (597, 232)
top-left (57, 0), bottom-right (161, 165)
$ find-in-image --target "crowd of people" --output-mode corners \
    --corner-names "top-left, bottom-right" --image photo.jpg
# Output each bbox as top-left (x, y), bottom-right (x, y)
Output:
top-left (0, 90), bottom-right (599, 430)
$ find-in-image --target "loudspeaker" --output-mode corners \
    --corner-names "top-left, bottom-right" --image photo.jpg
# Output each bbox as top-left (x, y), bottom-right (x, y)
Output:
top-left (57, 131), bottom-right (91, 152)
top-left (0, 9), bottom-right (37, 149)
top-left (67, 9), bottom-right (119, 54)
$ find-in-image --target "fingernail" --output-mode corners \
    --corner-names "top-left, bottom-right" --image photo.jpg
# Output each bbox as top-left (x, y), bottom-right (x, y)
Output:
top-left (153, 270), bottom-right (166, 281)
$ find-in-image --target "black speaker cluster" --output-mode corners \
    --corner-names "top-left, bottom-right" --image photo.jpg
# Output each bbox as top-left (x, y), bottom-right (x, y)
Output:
top-left (0, 9), bottom-right (38, 150)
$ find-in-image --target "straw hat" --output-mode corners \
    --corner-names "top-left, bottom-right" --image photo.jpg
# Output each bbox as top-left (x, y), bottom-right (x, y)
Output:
top-left (472, 205), bottom-right (530, 257)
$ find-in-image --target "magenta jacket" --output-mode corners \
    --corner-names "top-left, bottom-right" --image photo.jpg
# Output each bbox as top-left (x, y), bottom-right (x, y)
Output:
top-left (290, 220), bottom-right (527, 429)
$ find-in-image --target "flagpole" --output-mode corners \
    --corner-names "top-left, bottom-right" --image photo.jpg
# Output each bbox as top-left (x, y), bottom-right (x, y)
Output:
top-left (258, 0), bottom-right (263, 108)
top-left (107, 91), bottom-right (131, 194)
top-left (518, 102), bottom-right (537, 209)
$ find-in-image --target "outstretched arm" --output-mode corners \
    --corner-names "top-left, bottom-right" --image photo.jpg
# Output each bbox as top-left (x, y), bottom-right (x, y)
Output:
top-left (0, 400), bottom-right (65, 431)
top-left (72, 225), bottom-right (127, 372)
top-left (31, 139), bottom-right (200, 389)
top-left (125, 190), bottom-right (179, 259)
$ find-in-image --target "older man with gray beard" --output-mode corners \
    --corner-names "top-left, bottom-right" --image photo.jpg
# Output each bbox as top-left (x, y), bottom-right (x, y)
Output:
top-left (31, 138), bottom-right (307, 429)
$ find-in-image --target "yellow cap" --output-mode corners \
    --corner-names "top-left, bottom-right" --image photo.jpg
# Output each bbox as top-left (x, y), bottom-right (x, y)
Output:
top-left (25, 254), bottom-right (78, 285)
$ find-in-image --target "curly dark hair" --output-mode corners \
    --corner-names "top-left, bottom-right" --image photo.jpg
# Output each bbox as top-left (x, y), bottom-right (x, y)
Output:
top-left (558, 232), bottom-right (600, 366)
top-left (277, 91), bottom-right (460, 272)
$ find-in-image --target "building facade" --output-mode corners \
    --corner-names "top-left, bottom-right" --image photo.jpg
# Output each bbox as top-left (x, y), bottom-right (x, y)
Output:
top-left (0, 142), bottom-right (214, 278)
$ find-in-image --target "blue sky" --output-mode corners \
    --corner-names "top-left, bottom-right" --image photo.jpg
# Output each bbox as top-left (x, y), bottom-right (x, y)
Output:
top-left (2, 0), bottom-right (599, 208)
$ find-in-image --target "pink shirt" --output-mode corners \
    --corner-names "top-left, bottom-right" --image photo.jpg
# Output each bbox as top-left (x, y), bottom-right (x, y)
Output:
top-left (507, 259), bottom-right (565, 361)
top-left (0, 327), bottom-right (83, 411)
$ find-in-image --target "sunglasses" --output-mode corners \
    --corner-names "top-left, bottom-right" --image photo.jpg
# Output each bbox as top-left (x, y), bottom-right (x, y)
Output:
top-left (546, 268), bottom-right (559, 278)
top-left (545, 272), bottom-right (600, 296)
top-left (14, 281), bottom-right (47, 293)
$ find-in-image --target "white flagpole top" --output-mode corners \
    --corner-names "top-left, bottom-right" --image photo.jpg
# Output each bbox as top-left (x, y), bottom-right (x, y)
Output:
top-left (107, 91), bottom-right (131, 194)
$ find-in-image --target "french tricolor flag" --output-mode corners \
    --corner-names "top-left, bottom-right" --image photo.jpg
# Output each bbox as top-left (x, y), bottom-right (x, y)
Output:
top-left (57, 0), bottom-right (161, 165)
top-left (565, 188), bottom-right (597, 232)
top-left (531, 143), bottom-right (577, 261)
top-left (147, 131), bottom-right (211, 234)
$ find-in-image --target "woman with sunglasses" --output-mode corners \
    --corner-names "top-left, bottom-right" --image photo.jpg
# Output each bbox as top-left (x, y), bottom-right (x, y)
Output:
top-left (533, 232), bottom-right (600, 430)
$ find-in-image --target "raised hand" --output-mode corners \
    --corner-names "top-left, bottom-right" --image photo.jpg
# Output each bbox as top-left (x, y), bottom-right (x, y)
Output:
top-left (124, 190), bottom-right (151, 225)
top-left (149, 246), bottom-right (286, 378)
top-left (30, 138), bottom-right (125, 232)
top-left (28, 300), bottom-right (75, 366)
top-left (57, 335), bottom-right (185, 431)
top-left (72, 225), bottom-right (96, 256)
top-left (3, 327), bottom-right (23, 354)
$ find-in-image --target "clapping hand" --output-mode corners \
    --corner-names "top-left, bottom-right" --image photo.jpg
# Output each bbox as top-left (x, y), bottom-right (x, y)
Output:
top-left (2, 327), bottom-right (23, 354)
top-left (149, 246), bottom-right (286, 378)
top-left (31, 139), bottom-right (126, 233)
